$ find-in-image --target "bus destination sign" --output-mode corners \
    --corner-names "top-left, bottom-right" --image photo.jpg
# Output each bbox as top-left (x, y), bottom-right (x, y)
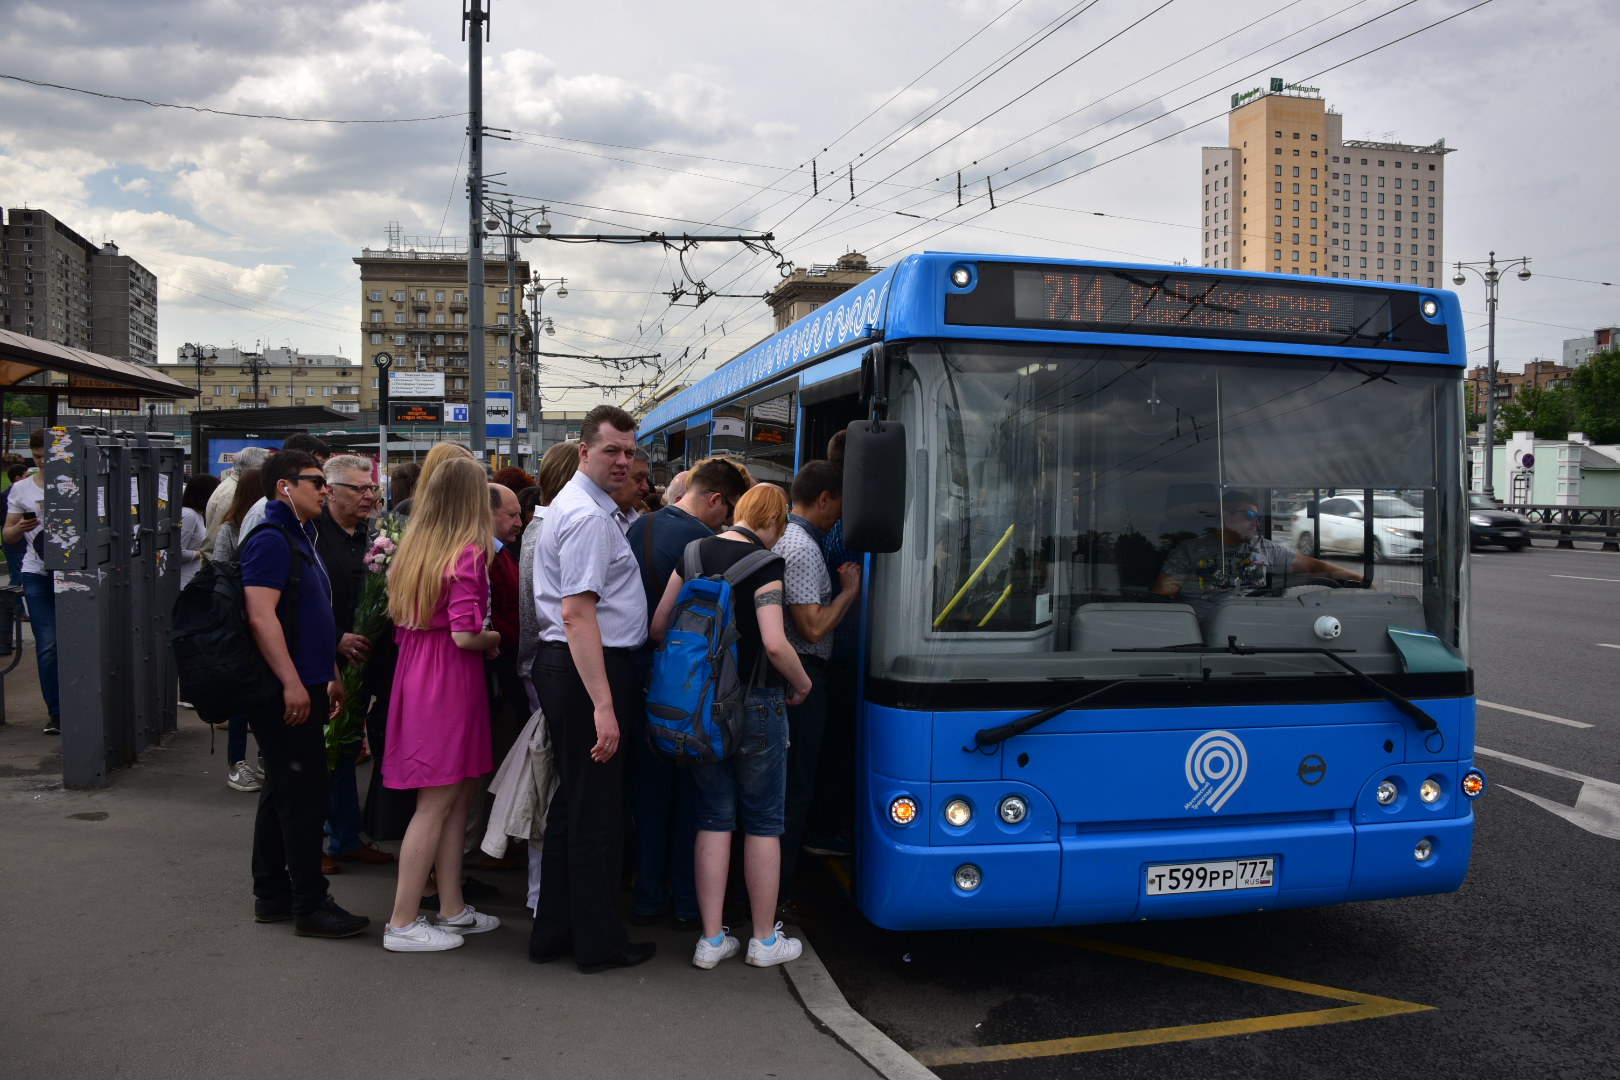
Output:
top-left (945, 263), bottom-right (1448, 353)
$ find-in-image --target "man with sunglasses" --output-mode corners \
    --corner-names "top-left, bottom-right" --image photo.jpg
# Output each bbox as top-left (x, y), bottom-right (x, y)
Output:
top-left (240, 448), bottom-right (369, 939)
top-left (1153, 490), bottom-right (1361, 600)
top-left (623, 455), bottom-right (752, 927)
top-left (313, 455), bottom-right (393, 871)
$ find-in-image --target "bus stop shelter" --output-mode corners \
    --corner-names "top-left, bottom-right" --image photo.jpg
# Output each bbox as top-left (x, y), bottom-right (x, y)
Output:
top-left (0, 328), bottom-right (199, 422)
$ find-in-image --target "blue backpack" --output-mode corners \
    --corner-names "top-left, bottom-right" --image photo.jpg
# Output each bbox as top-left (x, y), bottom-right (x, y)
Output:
top-left (644, 543), bottom-right (779, 764)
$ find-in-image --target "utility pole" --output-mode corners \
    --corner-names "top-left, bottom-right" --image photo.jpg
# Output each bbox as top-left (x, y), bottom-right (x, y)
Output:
top-left (1453, 252), bottom-right (1532, 500)
top-left (503, 197), bottom-right (518, 467)
top-left (465, 0), bottom-right (489, 459)
top-left (529, 284), bottom-right (542, 463)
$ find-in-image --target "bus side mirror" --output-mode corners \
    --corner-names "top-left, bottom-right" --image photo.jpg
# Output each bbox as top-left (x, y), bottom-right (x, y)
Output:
top-left (842, 420), bottom-right (906, 553)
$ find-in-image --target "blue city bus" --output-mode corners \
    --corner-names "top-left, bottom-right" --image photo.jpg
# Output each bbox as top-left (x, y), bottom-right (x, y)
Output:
top-left (639, 252), bottom-right (1487, 930)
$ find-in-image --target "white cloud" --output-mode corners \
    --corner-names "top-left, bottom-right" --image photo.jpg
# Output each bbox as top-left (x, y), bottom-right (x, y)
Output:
top-left (0, 0), bottom-right (1616, 397)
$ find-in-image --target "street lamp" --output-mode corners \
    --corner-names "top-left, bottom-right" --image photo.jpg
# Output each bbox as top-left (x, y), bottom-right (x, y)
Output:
top-left (1453, 252), bottom-right (1532, 499)
top-left (239, 352), bottom-right (272, 409)
top-left (179, 342), bottom-right (219, 393)
top-left (528, 277), bottom-right (567, 459)
top-left (486, 197), bottom-right (569, 466)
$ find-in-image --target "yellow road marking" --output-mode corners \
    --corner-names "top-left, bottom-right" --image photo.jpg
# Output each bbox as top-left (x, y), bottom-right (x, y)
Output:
top-left (912, 930), bottom-right (1434, 1067)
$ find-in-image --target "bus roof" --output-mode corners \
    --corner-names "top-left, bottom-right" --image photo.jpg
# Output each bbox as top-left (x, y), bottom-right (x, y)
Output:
top-left (641, 253), bottom-right (1463, 432)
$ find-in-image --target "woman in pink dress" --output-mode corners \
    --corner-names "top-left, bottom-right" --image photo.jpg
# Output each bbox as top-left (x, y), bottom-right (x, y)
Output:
top-left (381, 455), bottom-right (502, 953)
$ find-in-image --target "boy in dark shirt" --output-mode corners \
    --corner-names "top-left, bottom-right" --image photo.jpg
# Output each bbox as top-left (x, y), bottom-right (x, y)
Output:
top-left (240, 448), bottom-right (368, 939)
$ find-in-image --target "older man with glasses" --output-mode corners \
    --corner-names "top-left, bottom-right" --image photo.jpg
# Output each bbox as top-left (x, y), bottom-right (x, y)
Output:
top-left (313, 455), bottom-right (394, 874)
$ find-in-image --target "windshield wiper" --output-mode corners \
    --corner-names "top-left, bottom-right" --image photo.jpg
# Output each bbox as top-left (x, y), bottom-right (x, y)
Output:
top-left (1117, 636), bottom-right (1438, 734)
top-left (970, 635), bottom-right (1439, 752)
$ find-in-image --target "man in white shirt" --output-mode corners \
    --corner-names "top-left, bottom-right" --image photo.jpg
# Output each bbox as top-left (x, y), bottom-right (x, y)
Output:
top-left (528, 405), bottom-right (656, 974)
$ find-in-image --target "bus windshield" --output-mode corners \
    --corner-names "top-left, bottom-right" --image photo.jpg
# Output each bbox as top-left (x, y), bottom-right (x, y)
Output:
top-left (868, 342), bottom-right (1466, 700)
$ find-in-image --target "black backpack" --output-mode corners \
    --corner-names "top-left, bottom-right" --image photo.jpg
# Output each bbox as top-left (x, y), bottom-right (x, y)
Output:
top-left (170, 522), bottom-right (306, 716)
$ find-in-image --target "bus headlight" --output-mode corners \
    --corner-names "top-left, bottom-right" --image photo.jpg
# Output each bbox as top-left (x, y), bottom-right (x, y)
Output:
top-left (954, 864), bottom-right (983, 891)
top-left (1419, 778), bottom-right (1443, 804)
top-left (1414, 838), bottom-right (1435, 862)
top-left (889, 796), bottom-right (918, 825)
top-left (998, 795), bottom-right (1028, 824)
top-left (1462, 770), bottom-right (1486, 797)
top-left (944, 798), bottom-right (973, 827)
top-left (1376, 779), bottom-right (1399, 805)
top-left (950, 266), bottom-right (972, 288)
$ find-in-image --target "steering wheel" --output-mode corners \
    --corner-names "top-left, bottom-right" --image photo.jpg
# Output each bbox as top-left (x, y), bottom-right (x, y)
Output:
top-left (1242, 574), bottom-right (1355, 597)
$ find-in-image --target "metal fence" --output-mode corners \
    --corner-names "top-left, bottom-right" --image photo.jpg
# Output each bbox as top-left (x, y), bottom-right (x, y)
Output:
top-left (42, 427), bottom-right (185, 788)
top-left (1503, 503), bottom-right (1620, 551)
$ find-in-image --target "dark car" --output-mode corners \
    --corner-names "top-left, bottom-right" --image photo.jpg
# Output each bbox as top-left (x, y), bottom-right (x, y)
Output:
top-left (1469, 492), bottom-right (1529, 551)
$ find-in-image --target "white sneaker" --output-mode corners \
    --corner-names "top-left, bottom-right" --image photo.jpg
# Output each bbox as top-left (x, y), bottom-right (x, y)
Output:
top-left (383, 916), bottom-right (466, 952)
top-left (745, 922), bottom-right (802, 968)
top-left (227, 762), bottom-right (263, 792)
top-left (432, 905), bottom-right (501, 935)
top-left (692, 929), bottom-right (741, 969)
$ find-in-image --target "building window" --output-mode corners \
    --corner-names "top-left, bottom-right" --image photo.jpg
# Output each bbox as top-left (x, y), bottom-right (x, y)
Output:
top-left (498, 290), bottom-right (510, 304)
top-left (435, 290), bottom-right (446, 302)
top-left (394, 312), bottom-right (406, 323)
top-left (370, 332), bottom-right (382, 345)
top-left (323, 386), bottom-right (333, 396)
top-left (393, 290), bottom-right (406, 302)
top-left (416, 289), bottom-right (427, 302)
top-left (394, 334), bottom-right (407, 346)
top-left (454, 313), bottom-right (465, 325)
top-left (368, 290), bottom-right (382, 301)
top-left (497, 379), bottom-right (509, 390)
top-left (370, 311), bottom-right (383, 323)
top-left (435, 313), bottom-right (445, 323)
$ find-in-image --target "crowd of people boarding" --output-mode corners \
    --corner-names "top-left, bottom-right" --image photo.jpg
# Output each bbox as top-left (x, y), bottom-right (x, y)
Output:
top-left (46, 406), bottom-right (863, 971)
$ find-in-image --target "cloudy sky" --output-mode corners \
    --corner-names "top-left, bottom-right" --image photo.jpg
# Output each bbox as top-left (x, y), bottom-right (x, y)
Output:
top-left (2, 0), bottom-right (1614, 409)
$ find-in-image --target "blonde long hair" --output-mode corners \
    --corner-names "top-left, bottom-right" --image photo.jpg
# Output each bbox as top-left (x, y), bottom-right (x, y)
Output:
top-left (414, 441), bottom-right (474, 499)
top-left (388, 456), bottom-right (493, 629)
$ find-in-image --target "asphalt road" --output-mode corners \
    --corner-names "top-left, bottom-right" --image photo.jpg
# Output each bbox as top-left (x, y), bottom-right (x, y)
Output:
top-left (800, 543), bottom-right (1620, 1080)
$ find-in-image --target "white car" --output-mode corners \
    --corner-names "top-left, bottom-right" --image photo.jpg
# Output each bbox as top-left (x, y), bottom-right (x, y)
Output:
top-left (1291, 494), bottom-right (1424, 561)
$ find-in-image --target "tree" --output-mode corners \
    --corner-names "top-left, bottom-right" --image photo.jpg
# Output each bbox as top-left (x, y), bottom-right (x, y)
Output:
top-left (4, 394), bottom-right (46, 418)
top-left (1495, 382), bottom-right (1575, 441)
top-left (1568, 348), bottom-right (1620, 445)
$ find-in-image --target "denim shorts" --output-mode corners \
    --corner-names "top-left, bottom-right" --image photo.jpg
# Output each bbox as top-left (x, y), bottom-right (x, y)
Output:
top-left (690, 687), bottom-right (790, 836)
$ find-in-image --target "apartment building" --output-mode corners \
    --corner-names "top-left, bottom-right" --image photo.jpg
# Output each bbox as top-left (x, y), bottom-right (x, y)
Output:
top-left (1, 208), bottom-right (158, 363)
top-left (353, 236), bottom-right (530, 408)
top-left (1200, 81), bottom-right (1451, 286)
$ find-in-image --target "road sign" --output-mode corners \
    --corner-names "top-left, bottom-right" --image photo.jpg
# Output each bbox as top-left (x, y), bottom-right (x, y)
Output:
top-left (390, 401), bottom-right (444, 424)
top-left (390, 372), bottom-right (445, 398)
top-left (486, 392), bottom-right (515, 438)
top-left (446, 403), bottom-right (470, 424)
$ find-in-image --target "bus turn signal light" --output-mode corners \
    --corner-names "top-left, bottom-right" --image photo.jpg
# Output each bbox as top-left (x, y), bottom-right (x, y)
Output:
top-left (1462, 770), bottom-right (1485, 797)
top-left (889, 797), bottom-right (918, 825)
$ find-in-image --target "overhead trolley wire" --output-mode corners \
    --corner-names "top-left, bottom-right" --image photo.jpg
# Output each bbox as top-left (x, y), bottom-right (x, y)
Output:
top-left (0, 71), bottom-right (467, 123)
top-left (861, 0), bottom-right (1494, 262)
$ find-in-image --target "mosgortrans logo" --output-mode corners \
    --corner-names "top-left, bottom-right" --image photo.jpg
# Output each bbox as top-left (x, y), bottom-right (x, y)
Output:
top-left (1184, 730), bottom-right (1248, 813)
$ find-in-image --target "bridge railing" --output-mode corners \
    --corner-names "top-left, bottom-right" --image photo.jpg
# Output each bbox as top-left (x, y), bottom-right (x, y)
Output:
top-left (1501, 503), bottom-right (1620, 552)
